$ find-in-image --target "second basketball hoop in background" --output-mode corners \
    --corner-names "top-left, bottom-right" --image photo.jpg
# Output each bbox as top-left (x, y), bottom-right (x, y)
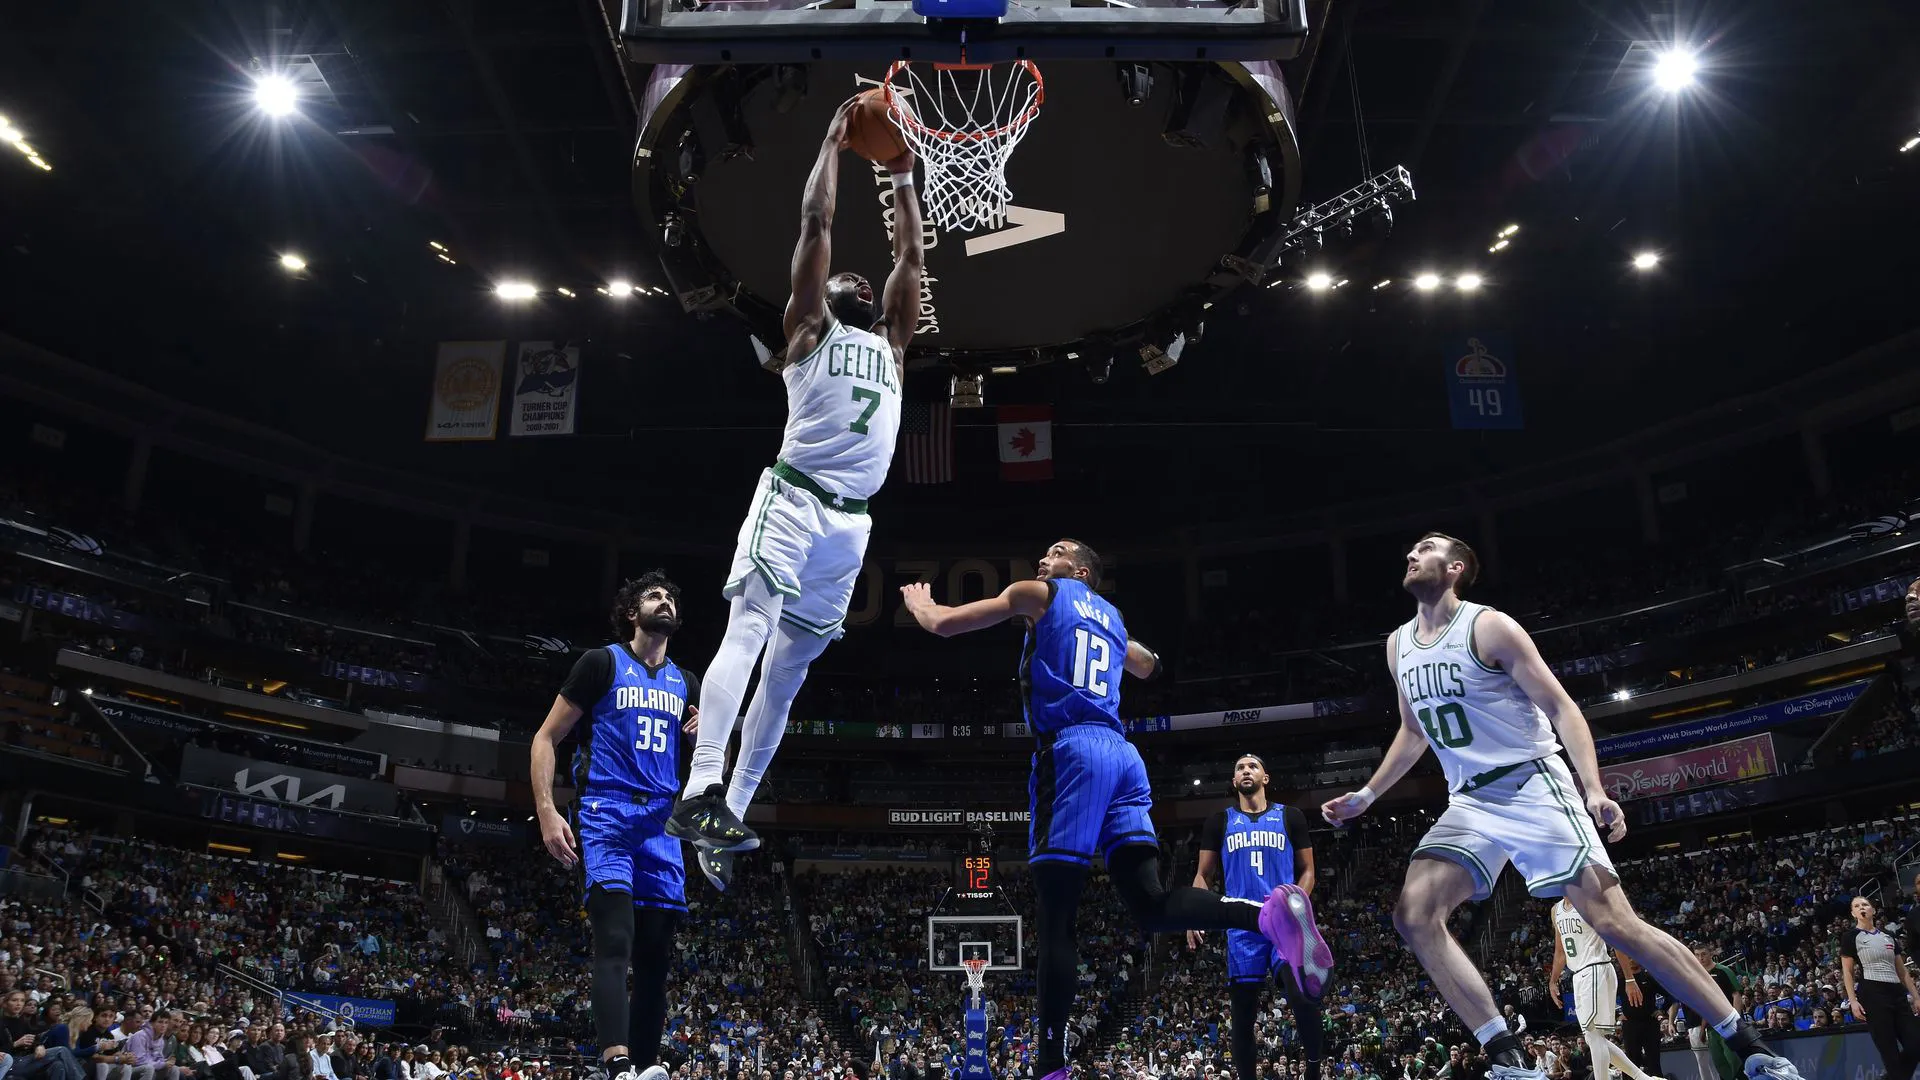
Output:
top-left (846, 89), bottom-right (909, 163)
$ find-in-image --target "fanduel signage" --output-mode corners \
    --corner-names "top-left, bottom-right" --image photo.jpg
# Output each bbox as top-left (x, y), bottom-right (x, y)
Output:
top-left (1595, 680), bottom-right (1868, 759)
top-left (441, 814), bottom-right (529, 845)
top-left (183, 746), bottom-right (395, 815)
top-left (887, 809), bottom-right (1031, 826)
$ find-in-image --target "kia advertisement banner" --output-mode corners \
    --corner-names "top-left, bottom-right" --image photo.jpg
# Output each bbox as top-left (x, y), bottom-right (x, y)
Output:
top-left (182, 745), bottom-right (396, 815)
top-left (1600, 734), bottom-right (1777, 803)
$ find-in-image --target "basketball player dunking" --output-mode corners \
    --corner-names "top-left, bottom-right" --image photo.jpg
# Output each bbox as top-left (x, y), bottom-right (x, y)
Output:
top-left (1546, 899), bottom-right (1664, 1080)
top-left (668, 99), bottom-right (923, 888)
top-left (1321, 533), bottom-right (1806, 1080)
top-left (901, 540), bottom-right (1316, 1080)
top-left (1190, 754), bottom-right (1333, 1080)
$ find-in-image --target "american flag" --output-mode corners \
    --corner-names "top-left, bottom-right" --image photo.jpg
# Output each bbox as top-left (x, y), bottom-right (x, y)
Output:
top-left (898, 402), bottom-right (953, 484)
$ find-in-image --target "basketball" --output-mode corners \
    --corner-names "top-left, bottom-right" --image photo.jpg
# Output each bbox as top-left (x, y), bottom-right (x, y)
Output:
top-left (846, 88), bottom-right (908, 163)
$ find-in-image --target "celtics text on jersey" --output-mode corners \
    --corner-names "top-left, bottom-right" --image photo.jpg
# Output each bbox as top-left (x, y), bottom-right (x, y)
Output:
top-left (1393, 601), bottom-right (1562, 792)
top-left (1554, 899), bottom-right (1611, 970)
top-left (777, 318), bottom-right (903, 502)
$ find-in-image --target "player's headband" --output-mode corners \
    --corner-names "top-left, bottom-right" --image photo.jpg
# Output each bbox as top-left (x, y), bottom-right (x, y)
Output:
top-left (1234, 753), bottom-right (1266, 770)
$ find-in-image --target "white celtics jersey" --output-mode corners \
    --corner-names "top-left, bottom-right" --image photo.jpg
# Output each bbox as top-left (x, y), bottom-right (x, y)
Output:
top-left (1554, 899), bottom-right (1610, 970)
top-left (1393, 601), bottom-right (1561, 792)
top-left (776, 318), bottom-right (902, 502)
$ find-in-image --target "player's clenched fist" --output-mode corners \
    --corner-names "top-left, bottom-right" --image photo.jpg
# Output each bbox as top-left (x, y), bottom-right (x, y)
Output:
top-left (538, 806), bottom-right (578, 867)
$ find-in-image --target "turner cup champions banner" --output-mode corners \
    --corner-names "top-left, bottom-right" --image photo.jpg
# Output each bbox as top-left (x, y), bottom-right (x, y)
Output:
top-left (508, 341), bottom-right (581, 437)
top-left (426, 341), bottom-right (505, 441)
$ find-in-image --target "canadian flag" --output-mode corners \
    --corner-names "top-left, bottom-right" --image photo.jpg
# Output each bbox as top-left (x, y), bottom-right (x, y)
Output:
top-left (997, 405), bottom-right (1054, 481)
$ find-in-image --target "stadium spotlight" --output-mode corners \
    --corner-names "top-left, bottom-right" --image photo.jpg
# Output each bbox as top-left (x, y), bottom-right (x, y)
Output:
top-left (1613, 689), bottom-right (1633, 701)
top-left (495, 281), bottom-right (537, 301)
top-left (254, 73), bottom-right (300, 117)
top-left (1652, 49), bottom-right (1699, 93)
top-left (1456, 273), bottom-right (1483, 291)
top-left (1413, 273), bottom-right (1441, 291)
top-left (1498, 224), bottom-right (1519, 239)
top-left (1191, 778), bottom-right (1201, 787)
top-left (607, 280), bottom-right (634, 298)
top-left (1632, 251), bottom-right (1661, 270)
top-left (428, 241), bottom-right (447, 252)
top-left (1489, 239), bottom-right (1510, 253)
top-left (1373, 279), bottom-right (1392, 290)
top-left (1306, 271), bottom-right (1334, 291)
top-left (1902, 136), bottom-right (1920, 153)
top-left (555, 287), bottom-right (576, 298)
top-left (278, 253), bottom-right (307, 272)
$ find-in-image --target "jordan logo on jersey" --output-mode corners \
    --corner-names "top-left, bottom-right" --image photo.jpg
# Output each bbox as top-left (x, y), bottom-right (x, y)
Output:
top-left (1402, 660), bottom-right (1465, 706)
top-left (615, 685), bottom-right (685, 716)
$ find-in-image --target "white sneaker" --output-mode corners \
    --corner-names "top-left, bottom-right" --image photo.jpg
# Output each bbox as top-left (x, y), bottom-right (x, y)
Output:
top-left (1743, 1056), bottom-right (1804, 1080)
top-left (1490, 1065), bottom-right (1548, 1080)
top-left (638, 1067), bottom-right (669, 1080)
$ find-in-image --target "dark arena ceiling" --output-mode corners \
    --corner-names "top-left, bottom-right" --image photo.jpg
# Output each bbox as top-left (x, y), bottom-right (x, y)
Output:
top-left (0, 0), bottom-right (1917, 545)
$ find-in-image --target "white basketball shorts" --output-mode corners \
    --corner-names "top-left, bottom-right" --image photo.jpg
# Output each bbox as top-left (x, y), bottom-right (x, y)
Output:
top-left (1412, 754), bottom-right (1617, 901)
top-left (1572, 962), bottom-right (1620, 1031)
top-left (724, 464), bottom-right (872, 639)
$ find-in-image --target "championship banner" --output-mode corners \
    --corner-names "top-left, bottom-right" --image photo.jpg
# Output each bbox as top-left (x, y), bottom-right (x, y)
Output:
top-left (507, 341), bottom-right (580, 437)
top-left (1600, 734), bottom-right (1777, 802)
top-left (1442, 333), bottom-right (1523, 430)
top-left (1594, 680), bottom-right (1868, 759)
top-left (425, 341), bottom-right (505, 442)
top-left (282, 993), bottom-right (397, 1028)
top-left (182, 745), bottom-right (396, 815)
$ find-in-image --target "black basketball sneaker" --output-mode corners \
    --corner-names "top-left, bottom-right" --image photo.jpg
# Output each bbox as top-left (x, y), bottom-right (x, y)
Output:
top-left (665, 783), bottom-right (759, 852)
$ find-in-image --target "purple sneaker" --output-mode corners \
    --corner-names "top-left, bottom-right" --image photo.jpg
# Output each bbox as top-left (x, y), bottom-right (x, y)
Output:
top-left (1038, 1069), bottom-right (1070, 1080)
top-left (1258, 883), bottom-right (1334, 998)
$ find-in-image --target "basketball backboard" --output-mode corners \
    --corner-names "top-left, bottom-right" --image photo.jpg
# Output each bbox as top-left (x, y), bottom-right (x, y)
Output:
top-left (929, 914), bottom-right (1023, 971)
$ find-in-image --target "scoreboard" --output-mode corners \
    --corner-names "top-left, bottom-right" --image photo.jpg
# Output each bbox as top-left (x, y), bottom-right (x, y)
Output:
top-left (957, 854), bottom-right (998, 900)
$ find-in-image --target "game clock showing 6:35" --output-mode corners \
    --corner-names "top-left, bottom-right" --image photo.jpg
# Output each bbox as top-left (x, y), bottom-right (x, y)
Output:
top-left (957, 854), bottom-right (998, 898)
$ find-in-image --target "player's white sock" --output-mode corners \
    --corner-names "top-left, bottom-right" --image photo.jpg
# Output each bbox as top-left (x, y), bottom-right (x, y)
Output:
top-left (725, 621), bottom-right (830, 819)
top-left (1584, 1030), bottom-right (1649, 1080)
top-left (682, 584), bottom-right (781, 798)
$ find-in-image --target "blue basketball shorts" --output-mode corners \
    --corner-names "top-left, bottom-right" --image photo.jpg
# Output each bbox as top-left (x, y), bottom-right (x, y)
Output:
top-left (1226, 928), bottom-right (1279, 984)
top-left (577, 793), bottom-right (686, 910)
top-left (1028, 724), bottom-right (1157, 866)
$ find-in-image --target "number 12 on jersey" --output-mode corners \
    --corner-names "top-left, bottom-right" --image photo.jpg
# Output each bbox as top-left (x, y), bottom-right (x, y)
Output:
top-left (1071, 628), bottom-right (1112, 697)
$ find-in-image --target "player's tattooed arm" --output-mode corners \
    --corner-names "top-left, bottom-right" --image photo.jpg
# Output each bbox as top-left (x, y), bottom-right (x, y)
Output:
top-left (899, 579), bottom-right (1051, 637)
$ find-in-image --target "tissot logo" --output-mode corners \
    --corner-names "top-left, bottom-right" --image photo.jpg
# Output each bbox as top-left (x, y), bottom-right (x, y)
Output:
top-left (233, 768), bottom-right (348, 810)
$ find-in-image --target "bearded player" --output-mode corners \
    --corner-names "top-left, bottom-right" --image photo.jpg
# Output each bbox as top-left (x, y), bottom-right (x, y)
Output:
top-left (901, 540), bottom-right (1316, 1080)
top-left (1321, 533), bottom-right (1806, 1080)
top-left (1190, 754), bottom-right (1332, 1080)
top-left (668, 98), bottom-right (923, 887)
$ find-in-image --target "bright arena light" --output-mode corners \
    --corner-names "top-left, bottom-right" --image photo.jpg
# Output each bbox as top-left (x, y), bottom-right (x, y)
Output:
top-left (1632, 251), bottom-right (1661, 270)
top-left (1613, 689), bottom-right (1633, 702)
top-left (278, 253), bottom-right (306, 272)
top-left (1498, 224), bottom-right (1519, 238)
top-left (495, 282), bottom-right (537, 300)
top-left (1652, 49), bottom-right (1699, 93)
top-left (1306, 272), bottom-right (1333, 291)
top-left (1903, 136), bottom-right (1920, 154)
top-left (1413, 273), bottom-right (1441, 291)
top-left (254, 74), bottom-right (300, 117)
top-left (607, 280), bottom-right (634, 297)
top-left (1489, 239), bottom-right (1510, 253)
top-left (1456, 273), bottom-right (1483, 291)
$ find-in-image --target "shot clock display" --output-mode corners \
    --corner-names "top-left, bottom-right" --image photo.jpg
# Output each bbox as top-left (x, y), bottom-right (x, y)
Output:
top-left (959, 853), bottom-right (997, 897)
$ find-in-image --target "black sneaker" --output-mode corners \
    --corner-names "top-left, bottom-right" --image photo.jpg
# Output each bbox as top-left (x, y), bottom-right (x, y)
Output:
top-left (696, 846), bottom-right (735, 892)
top-left (665, 785), bottom-right (760, 852)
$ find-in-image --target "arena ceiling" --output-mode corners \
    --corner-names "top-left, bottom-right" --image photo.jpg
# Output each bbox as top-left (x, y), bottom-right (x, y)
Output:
top-left (0, 0), bottom-right (1917, 531)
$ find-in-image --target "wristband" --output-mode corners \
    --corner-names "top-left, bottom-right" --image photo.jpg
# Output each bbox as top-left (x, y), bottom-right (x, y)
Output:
top-left (1353, 785), bottom-right (1379, 808)
top-left (891, 170), bottom-right (915, 190)
top-left (1145, 649), bottom-right (1164, 682)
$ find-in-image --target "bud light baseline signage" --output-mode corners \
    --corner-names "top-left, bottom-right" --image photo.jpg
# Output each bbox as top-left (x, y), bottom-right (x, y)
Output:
top-left (888, 809), bottom-right (1031, 827)
top-left (283, 993), bottom-right (397, 1027)
top-left (1600, 734), bottom-right (1777, 802)
top-left (1594, 680), bottom-right (1869, 759)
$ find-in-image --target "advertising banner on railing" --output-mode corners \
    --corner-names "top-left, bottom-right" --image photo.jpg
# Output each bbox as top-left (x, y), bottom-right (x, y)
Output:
top-left (1600, 734), bottom-right (1777, 802)
top-left (1595, 680), bottom-right (1868, 759)
top-left (441, 814), bottom-right (530, 846)
top-left (183, 746), bottom-right (395, 815)
top-left (96, 699), bottom-right (387, 777)
top-left (283, 992), bottom-right (397, 1027)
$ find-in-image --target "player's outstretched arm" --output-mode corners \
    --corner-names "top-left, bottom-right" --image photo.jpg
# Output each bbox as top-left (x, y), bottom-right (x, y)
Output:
top-left (899, 579), bottom-right (1051, 637)
top-left (530, 696), bottom-right (585, 866)
top-left (1121, 639), bottom-right (1162, 680)
top-left (1322, 631), bottom-right (1431, 825)
top-left (1475, 609), bottom-right (1625, 842)
top-left (878, 148), bottom-right (924, 356)
top-left (784, 99), bottom-right (858, 345)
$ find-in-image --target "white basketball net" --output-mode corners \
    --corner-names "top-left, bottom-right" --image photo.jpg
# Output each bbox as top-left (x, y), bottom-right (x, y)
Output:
top-left (885, 61), bottom-right (1044, 234)
top-left (961, 958), bottom-right (988, 1005)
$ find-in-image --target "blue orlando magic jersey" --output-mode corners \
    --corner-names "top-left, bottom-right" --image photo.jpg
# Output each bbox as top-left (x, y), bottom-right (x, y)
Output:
top-left (1220, 807), bottom-right (1299, 900)
top-left (1021, 578), bottom-right (1127, 737)
top-left (573, 645), bottom-right (690, 797)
